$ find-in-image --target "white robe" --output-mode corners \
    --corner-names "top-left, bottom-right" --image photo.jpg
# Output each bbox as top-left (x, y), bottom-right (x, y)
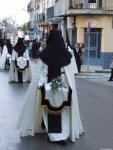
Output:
top-left (0, 45), bottom-right (8, 70)
top-left (16, 59), bottom-right (84, 142)
top-left (8, 49), bottom-right (32, 83)
top-left (68, 46), bottom-right (78, 74)
top-left (0, 47), bottom-right (2, 58)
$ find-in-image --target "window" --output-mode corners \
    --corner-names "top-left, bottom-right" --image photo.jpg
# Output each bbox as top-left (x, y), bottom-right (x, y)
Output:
top-left (88, 0), bottom-right (97, 8)
top-left (88, 0), bottom-right (96, 3)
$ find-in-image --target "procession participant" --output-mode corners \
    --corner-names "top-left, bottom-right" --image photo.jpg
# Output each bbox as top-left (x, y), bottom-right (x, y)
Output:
top-left (16, 29), bottom-right (84, 144)
top-left (9, 37), bottom-right (32, 83)
top-left (4, 39), bottom-right (13, 69)
top-left (0, 41), bottom-right (8, 70)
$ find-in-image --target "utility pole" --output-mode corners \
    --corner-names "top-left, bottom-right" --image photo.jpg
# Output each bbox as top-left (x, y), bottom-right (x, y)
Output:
top-left (87, 21), bottom-right (91, 77)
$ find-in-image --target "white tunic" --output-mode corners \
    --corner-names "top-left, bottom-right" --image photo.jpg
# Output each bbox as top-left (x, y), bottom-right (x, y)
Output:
top-left (8, 49), bottom-right (32, 83)
top-left (16, 59), bottom-right (84, 142)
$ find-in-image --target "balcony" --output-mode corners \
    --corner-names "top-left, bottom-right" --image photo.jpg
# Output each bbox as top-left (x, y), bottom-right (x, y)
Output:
top-left (27, 21), bottom-right (39, 29)
top-left (67, 0), bottom-right (113, 15)
top-left (46, 6), bottom-right (54, 20)
top-left (69, 0), bottom-right (101, 9)
top-left (55, 0), bottom-right (113, 16)
top-left (69, 0), bottom-right (113, 9)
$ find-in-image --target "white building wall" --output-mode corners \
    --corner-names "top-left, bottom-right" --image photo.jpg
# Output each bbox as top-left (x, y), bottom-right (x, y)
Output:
top-left (45, 0), bottom-right (55, 8)
top-left (28, 0), bottom-right (37, 22)
top-left (54, 0), bottom-right (67, 16)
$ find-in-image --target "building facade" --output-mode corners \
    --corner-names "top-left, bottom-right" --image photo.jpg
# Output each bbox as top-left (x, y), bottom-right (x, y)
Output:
top-left (27, 0), bottom-right (39, 39)
top-left (27, 0), bottom-right (113, 68)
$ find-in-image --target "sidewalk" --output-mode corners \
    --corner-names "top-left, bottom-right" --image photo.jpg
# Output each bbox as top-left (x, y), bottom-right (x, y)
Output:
top-left (76, 71), bottom-right (113, 87)
top-left (81, 65), bottom-right (111, 73)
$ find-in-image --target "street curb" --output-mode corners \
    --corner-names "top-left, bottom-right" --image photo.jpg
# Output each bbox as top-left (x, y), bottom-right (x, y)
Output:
top-left (95, 70), bottom-right (110, 73)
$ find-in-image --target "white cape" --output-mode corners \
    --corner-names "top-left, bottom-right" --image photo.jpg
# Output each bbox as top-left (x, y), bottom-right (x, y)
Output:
top-left (68, 46), bottom-right (78, 74)
top-left (16, 59), bottom-right (84, 142)
top-left (0, 45), bottom-right (8, 69)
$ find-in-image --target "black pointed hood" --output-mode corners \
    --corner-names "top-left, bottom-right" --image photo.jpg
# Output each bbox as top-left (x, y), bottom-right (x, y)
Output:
top-left (14, 38), bottom-right (26, 56)
top-left (40, 29), bottom-right (72, 81)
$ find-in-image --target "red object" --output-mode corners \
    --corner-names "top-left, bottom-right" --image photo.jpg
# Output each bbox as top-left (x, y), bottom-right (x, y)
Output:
top-left (87, 21), bottom-right (91, 36)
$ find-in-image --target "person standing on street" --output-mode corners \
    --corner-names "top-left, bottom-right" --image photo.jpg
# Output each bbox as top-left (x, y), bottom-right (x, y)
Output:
top-left (108, 56), bottom-right (113, 81)
top-left (68, 43), bottom-right (83, 73)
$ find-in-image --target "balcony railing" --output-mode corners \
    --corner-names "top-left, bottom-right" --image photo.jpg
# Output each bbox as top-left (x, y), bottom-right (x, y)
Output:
top-left (69, 0), bottom-right (113, 10)
top-left (57, 0), bottom-right (113, 16)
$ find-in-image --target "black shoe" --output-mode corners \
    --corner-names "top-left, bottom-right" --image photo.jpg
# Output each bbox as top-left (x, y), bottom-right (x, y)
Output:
top-left (80, 132), bottom-right (85, 136)
top-left (58, 140), bottom-right (68, 145)
top-left (108, 79), bottom-right (113, 81)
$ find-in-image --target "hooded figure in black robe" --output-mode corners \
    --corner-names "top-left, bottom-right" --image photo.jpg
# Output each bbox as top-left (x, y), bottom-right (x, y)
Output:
top-left (13, 38), bottom-right (26, 83)
top-left (39, 29), bottom-right (73, 144)
top-left (40, 29), bottom-right (72, 82)
top-left (14, 38), bottom-right (26, 56)
top-left (16, 30), bottom-right (84, 143)
top-left (6, 39), bottom-right (13, 55)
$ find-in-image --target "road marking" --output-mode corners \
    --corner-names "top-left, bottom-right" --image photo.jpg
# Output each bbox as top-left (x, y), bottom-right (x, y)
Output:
top-left (100, 148), bottom-right (112, 150)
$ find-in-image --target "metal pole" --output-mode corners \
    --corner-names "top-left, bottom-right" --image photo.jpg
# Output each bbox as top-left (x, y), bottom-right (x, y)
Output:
top-left (87, 34), bottom-right (90, 75)
top-left (87, 21), bottom-right (91, 78)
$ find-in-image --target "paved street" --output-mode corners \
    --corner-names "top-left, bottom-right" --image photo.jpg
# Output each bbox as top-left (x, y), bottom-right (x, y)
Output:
top-left (0, 61), bottom-right (113, 150)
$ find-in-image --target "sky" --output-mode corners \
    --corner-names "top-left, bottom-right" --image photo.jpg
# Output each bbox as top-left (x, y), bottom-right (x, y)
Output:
top-left (0, 0), bottom-right (30, 25)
